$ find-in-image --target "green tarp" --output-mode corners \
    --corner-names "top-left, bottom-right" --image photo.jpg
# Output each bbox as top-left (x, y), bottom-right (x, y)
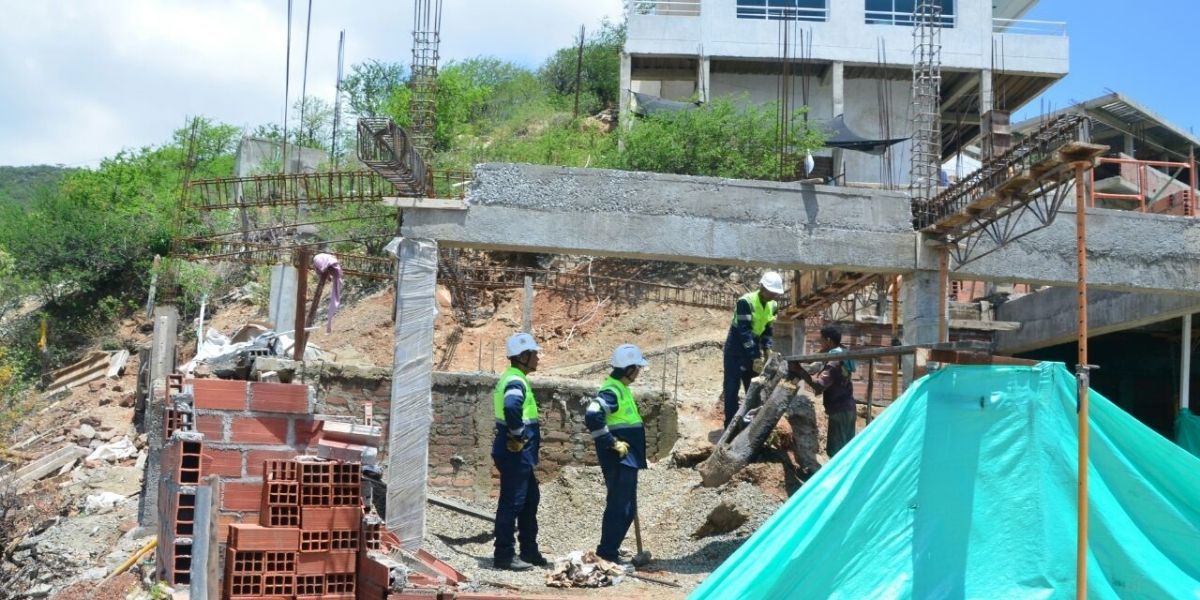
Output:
top-left (1178, 411), bottom-right (1200, 459)
top-left (690, 363), bottom-right (1200, 599)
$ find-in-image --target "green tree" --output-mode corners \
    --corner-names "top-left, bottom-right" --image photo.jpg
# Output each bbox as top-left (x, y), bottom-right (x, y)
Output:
top-left (539, 20), bottom-right (625, 114)
top-left (615, 98), bottom-right (825, 180)
top-left (342, 60), bottom-right (407, 118)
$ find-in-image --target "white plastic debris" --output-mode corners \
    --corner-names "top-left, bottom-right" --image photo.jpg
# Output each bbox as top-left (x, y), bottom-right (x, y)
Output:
top-left (85, 436), bottom-right (137, 462)
top-left (84, 491), bottom-right (126, 513)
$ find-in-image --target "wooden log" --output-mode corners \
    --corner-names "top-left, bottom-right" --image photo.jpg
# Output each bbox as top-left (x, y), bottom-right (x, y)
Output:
top-left (784, 393), bottom-right (825, 481)
top-left (714, 356), bottom-right (787, 447)
top-left (698, 378), bottom-right (798, 488)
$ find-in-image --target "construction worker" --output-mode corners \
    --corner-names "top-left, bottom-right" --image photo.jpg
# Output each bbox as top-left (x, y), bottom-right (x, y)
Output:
top-left (585, 344), bottom-right (649, 564)
top-left (491, 332), bottom-right (548, 571)
top-left (722, 271), bottom-right (784, 428)
top-left (793, 325), bottom-right (857, 456)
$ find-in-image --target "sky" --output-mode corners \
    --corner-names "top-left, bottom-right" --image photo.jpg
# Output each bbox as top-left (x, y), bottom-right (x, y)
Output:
top-left (1, 1), bottom-right (1196, 167)
top-left (0, 0), bottom-right (624, 167)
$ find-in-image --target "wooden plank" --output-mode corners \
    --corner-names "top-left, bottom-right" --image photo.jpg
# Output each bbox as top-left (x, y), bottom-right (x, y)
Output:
top-left (381, 197), bottom-right (468, 210)
top-left (0, 445), bottom-right (87, 491)
top-left (106, 350), bottom-right (130, 379)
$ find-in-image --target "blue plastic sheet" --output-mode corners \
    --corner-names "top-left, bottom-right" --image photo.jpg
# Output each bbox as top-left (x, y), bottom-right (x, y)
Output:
top-left (690, 363), bottom-right (1200, 599)
top-left (1177, 411), bottom-right (1200, 459)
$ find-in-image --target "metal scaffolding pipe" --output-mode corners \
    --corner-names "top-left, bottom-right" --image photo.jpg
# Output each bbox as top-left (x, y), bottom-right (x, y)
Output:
top-left (1183, 314), bottom-right (1192, 411)
top-left (1074, 162), bottom-right (1090, 600)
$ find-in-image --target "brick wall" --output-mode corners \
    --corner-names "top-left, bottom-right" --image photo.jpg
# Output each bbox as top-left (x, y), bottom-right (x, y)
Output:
top-left (258, 359), bottom-right (679, 504)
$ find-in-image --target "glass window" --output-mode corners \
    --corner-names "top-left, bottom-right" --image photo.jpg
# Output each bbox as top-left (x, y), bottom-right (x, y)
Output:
top-left (865, 0), bottom-right (954, 27)
top-left (737, 0), bottom-right (828, 23)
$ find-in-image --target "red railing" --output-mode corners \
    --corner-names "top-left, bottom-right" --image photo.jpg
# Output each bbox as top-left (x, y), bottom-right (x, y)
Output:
top-left (1089, 155), bottom-right (1198, 216)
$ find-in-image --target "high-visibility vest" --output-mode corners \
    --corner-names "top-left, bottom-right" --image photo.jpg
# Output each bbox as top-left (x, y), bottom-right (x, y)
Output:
top-left (600, 377), bottom-right (643, 430)
top-left (493, 367), bottom-right (538, 425)
top-left (731, 291), bottom-right (777, 337)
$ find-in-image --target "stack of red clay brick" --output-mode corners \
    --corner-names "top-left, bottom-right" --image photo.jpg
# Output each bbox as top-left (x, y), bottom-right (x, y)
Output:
top-left (224, 457), bottom-right (375, 599)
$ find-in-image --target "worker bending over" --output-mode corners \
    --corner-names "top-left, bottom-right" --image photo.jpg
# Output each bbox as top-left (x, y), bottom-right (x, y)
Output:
top-left (585, 344), bottom-right (649, 564)
top-left (722, 271), bottom-right (784, 428)
top-left (793, 325), bottom-right (857, 456)
top-left (491, 333), bottom-right (548, 570)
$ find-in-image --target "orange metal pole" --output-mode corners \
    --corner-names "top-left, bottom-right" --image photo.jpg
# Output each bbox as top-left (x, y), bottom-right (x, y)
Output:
top-left (1074, 162), bottom-right (1090, 600)
top-left (1138, 163), bottom-right (1147, 212)
top-left (891, 275), bottom-right (900, 399)
top-left (938, 248), bottom-right (949, 343)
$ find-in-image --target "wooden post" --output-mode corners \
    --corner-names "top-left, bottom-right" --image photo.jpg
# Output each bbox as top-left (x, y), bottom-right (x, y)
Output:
top-left (865, 360), bottom-right (875, 423)
top-left (1074, 163), bottom-right (1090, 600)
top-left (306, 271), bottom-right (328, 328)
top-left (294, 248), bottom-right (309, 361)
top-left (573, 25), bottom-right (585, 118)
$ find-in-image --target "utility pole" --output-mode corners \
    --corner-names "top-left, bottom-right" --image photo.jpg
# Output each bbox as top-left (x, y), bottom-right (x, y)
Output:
top-left (573, 25), bottom-right (586, 118)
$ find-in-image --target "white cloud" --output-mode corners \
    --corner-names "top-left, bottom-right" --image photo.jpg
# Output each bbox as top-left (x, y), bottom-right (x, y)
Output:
top-left (0, 0), bottom-right (623, 167)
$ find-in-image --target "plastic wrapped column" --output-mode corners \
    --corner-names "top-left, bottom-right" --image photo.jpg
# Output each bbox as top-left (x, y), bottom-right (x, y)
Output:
top-left (384, 237), bottom-right (438, 549)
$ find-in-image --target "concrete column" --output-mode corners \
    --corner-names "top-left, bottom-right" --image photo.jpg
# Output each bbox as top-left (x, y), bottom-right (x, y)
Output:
top-left (522, 276), bottom-right (533, 333)
top-left (901, 270), bottom-right (940, 382)
top-left (979, 69), bottom-right (993, 115)
top-left (268, 264), bottom-right (299, 331)
top-left (619, 52), bottom-right (633, 134)
top-left (1124, 132), bottom-right (1136, 156)
top-left (1183, 314), bottom-right (1192, 411)
top-left (698, 55), bottom-right (711, 103)
top-left (386, 238), bottom-right (438, 549)
top-left (830, 61), bottom-right (845, 183)
top-left (138, 305), bottom-right (178, 529)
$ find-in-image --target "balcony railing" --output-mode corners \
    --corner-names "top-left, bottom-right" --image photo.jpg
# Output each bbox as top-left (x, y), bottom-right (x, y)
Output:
top-left (627, 0), bottom-right (701, 16)
top-left (736, 2), bottom-right (828, 22)
top-left (865, 10), bottom-right (956, 27)
top-left (992, 18), bottom-right (1066, 36)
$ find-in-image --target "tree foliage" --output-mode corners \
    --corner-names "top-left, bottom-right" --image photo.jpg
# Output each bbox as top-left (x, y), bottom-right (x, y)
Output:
top-left (615, 98), bottom-right (825, 180)
top-left (341, 60), bottom-right (407, 118)
top-left (538, 20), bottom-right (625, 114)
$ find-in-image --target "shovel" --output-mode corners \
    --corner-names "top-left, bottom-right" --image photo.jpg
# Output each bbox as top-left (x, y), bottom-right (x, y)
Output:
top-left (631, 508), bottom-right (652, 567)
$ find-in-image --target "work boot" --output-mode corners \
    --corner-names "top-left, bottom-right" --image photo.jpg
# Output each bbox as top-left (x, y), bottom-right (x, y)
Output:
top-left (494, 556), bottom-right (534, 571)
top-left (519, 552), bottom-right (549, 567)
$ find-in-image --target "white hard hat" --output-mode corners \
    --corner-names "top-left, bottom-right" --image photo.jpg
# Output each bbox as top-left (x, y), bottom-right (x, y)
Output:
top-left (505, 332), bottom-right (541, 357)
top-left (760, 271), bottom-right (785, 295)
top-left (612, 344), bottom-right (649, 369)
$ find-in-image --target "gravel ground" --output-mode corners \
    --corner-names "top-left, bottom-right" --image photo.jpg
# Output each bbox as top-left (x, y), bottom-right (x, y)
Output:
top-left (423, 459), bottom-right (784, 598)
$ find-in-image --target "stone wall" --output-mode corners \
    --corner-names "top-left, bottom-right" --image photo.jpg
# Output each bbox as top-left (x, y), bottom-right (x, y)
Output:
top-left (257, 359), bottom-right (679, 503)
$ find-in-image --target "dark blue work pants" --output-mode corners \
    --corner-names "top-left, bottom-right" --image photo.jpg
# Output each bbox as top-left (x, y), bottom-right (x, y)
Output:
top-left (722, 348), bottom-right (754, 428)
top-left (596, 462), bottom-right (638, 561)
top-left (492, 455), bottom-right (540, 562)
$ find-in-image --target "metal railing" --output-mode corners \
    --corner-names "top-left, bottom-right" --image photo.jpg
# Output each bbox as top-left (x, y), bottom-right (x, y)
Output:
top-left (992, 18), bottom-right (1067, 36)
top-left (627, 0), bottom-right (701, 16)
top-left (1090, 156), bottom-right (1197, 216)
top-left (866, 9), bottom-right (955, 27)
top-left (736, 1), bottom-right (827, 22)
top-left (356, 118), bottom-right (428, 196)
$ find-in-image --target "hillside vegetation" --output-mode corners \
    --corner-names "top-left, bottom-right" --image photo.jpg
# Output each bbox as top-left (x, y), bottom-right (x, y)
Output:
top-left (0, 20), bottom-right (824, 414)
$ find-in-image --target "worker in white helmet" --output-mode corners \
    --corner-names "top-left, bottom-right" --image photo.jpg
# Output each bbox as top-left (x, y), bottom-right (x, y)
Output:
top-left (721, 271), bottom-right (783, 428)
top-left (585, 343), bottom-right (649, 563)
top-left (490, 332), bottom-right (547, 570)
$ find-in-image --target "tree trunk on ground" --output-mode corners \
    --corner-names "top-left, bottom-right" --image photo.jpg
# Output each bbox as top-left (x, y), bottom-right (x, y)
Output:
top-left (698, 378), bottom-right (799, 487)
top-left (715, 357), bottom-right (787, 448)
top-left (785, 393), bottom-right (826, 481)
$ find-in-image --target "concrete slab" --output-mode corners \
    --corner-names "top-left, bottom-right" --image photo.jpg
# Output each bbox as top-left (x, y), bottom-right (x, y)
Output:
top-left (402, 163), bottom-right (1200, 296)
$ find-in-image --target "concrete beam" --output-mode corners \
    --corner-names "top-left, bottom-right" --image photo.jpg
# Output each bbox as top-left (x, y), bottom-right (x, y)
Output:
top-left (995, 288), bottom-right (1200, 354)
top-left (402, 164), bottom-right (1200, 296)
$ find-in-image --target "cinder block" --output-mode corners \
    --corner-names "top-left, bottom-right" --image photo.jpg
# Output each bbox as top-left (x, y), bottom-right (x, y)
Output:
top-left (301, 507), bottom-right (362, 531)
top-left (262, 572), bottom-right (296, 596)
top-left (295, 573), bottom-right (325, 597)
top-left (359, 554), bottom-right (391, 587)
top-left (228, 524), bottom-right (300, 551)
top-left (316, 439), bottom-right (366, 463)
top-left (201, 448), bottom-right (243, 478)
top-left (191, 378), bottom-right (248, 410)
top-left (301, 484), bottom-right (332, 507)
top-left (263, 550), bottom-right (297, 574)
top-left (195, 414), bottom-right (226, 442)
top-left (226, 548), bottom-right (266, 575)
top-left (330, 462), bottom-right (361, 486)
top-left (329, 529), bottom-right (358, 552)
top-left (230, 415), bottom-right (291, 445)
top-left (331, 484), bottom-right (361, 507)
top-left (250, 382), bottom-right (310, 414)
top-left (300, 529), bottom-right (331, 552)
top-left (260, 504), bottom-right (301, 528)
top-left (324, 572), bottom-right (355, 595)
top-left (217, 511), bottom-right (261, 544)
top-left (221, 481), bottom-right (263, 512)
top-left (263, 480), bottom-right (300, 506)
top-left (252, 453), bottom-right (300, 479)
top-left (295, 417), bottom-right (323, 446)
top-left (299, 461), bottom-right (332, 485)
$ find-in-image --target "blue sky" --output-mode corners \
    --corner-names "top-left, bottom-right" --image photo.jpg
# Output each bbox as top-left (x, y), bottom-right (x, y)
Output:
top-left (1014, 1), bottom-right (1198, 135)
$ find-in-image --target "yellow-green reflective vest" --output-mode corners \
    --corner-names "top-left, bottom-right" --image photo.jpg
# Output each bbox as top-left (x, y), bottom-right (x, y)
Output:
top-left (732, 291), bottom-right (778, 337)
top-left (600, 377), bottom-right (642, 430)
top-left (493, 367), bottom-right (538, 425)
